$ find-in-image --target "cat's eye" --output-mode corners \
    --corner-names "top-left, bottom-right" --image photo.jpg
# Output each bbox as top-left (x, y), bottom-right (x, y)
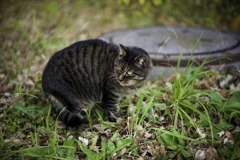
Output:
top-left (127, 71), bottom-right (132, 75)
top-left (119, 51), bottom-right (124, 56)
top-left (119, 54), bottom-right (124, 59)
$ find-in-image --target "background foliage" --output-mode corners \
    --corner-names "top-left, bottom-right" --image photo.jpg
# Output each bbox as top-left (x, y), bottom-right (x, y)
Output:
top-left (1, 0), bottom-right (240, 79)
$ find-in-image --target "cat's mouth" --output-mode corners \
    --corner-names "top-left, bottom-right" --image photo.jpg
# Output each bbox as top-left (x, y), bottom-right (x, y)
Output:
top-left (117, 79), bottom-right (140, 87)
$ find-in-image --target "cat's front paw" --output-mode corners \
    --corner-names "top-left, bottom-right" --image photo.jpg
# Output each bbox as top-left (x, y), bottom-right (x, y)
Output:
top-left (104, 111), bottom-right (120, 122)
top-left (79, 109), bottom-right (89, 123)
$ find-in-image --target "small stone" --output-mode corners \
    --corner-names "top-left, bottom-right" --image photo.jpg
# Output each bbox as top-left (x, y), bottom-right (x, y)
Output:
top-left (116, 117), bottom-right (122, 123)
top-left (24, 79), bottom-right (34, 87)
top-left (4, 92), bottom-right (11, 97)
top-left (90, 145), bottom-right (100, 153)
top-left (165, 82), bottom-right (172, 90)
top-left (217, 131), bottom-right (225, 137)
top-left (196, 128), bottom-right (206, 138)
top-left (119, 148), bottom-right (127, 156)
top-left (160, 116), bottom-right (165, 121)
top-left (220, 74), bottom-right (233, 88)
top-left (19, 133), bottom-right (26, 139)
top-left (135, 125), bottom-right (143, 131)
top-left (195, 149), bottom-right (206, 160)
top-left (225, 131), bottom-right (233, 139)
top-left (234, 126), bottom-right (240, 133)
top-left (206, 147), bottom-right (218, 160)
top-left (228, 140), bottom-right (234, 145)
top-left (229, 84), bottom-right (235, 90)
top-left (78, 136), bottom-right (89, 146)
top-left (223, 138), bottom-right (228, 144)
top-left (13, 138), bottom-right (21, 144)
top-left (0, 74), bottom-right (6, 79)
top-left (236, 83), bottom-right (240, 89)
top-left (4, 139), bottom-right (10, 143)
top-left (129, 103), bottom-right (135, 113)
top-left (160, 126), bottom-right (165, 129)
top-left (144, 132), bottom-right (152, 138)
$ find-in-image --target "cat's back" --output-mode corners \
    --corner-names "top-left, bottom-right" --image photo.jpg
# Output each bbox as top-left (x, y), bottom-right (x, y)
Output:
top-left (47, 39), bottom-right (113, 64)
top-left (42, 39), bottom-right (118, 94)
top-left (43, 39), bottom-right (116, 74)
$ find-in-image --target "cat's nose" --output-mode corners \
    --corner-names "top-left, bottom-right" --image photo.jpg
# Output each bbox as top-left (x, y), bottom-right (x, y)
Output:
top-left (118, 75), bottom-right (124, 82)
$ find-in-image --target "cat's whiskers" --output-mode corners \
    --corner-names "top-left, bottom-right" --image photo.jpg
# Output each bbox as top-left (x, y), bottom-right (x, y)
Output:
top-left (108, 73), bottom-right (116, 78)
top-left (108, 73), bottom-right (117, 81)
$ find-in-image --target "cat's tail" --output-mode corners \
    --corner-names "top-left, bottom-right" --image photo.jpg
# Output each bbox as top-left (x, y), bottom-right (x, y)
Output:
top-left (46, 94), bottom-right (83, 126)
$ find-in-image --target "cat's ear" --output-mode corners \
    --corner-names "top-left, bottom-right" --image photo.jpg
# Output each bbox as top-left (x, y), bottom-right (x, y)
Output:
top-left (135, 55), bottom-right (148, 67)
top-left (119, 44), bottom-right (126, 57)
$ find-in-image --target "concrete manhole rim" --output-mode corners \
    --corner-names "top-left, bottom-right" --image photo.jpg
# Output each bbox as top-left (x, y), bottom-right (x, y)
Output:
top-left (99, 26), bottom-right (240, 66)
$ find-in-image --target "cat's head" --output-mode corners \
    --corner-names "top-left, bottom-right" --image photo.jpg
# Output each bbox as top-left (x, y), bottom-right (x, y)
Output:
top-left (114, 44), bottom-right (152, 87)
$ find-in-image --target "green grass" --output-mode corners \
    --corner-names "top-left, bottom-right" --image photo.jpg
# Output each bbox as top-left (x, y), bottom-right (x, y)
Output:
top-left (1, 1), bottom-right (240, 159)
top-left (2, 62), bottom-right (240, 159)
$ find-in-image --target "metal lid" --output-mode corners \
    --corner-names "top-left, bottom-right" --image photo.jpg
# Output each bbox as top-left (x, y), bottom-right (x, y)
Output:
top-left (100, 27), bottom-right (240, 66)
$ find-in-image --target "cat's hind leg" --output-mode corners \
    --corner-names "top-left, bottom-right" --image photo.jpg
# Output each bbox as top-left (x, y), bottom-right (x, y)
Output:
top-left (47, 94), bottom-right (87, 126)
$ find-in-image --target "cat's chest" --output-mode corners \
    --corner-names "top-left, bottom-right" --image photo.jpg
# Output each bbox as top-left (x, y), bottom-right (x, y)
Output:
top-left (112, 82), bottom-right (136, 95)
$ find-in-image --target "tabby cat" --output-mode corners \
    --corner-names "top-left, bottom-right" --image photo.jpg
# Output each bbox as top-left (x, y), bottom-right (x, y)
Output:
top-left (42, 39), bottom-right (152, 126)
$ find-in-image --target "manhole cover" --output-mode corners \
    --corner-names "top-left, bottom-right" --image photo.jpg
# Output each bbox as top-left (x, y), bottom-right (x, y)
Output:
top-left (100, 27), bottom-right (240, 66)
